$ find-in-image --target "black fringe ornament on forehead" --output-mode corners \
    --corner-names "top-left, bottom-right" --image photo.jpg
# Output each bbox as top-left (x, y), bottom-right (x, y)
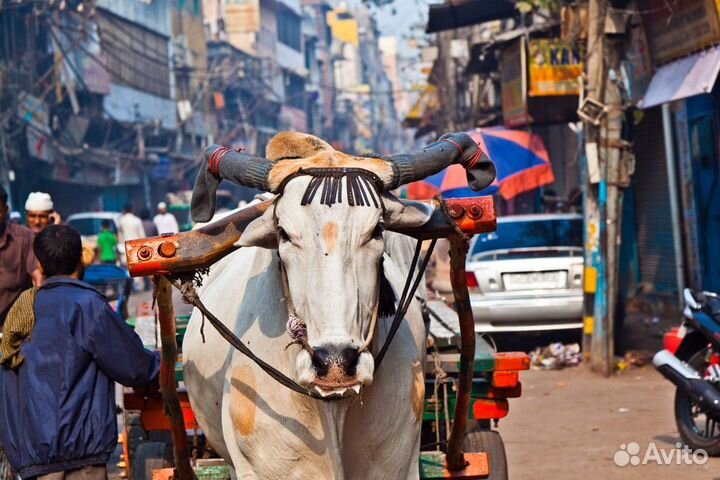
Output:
top-left (288, 168), bottom-right (383, 208)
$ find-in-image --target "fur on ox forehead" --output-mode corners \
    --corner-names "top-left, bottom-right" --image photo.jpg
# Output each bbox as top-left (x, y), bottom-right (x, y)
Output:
top-left (264, 131), bottom-right (395, 192)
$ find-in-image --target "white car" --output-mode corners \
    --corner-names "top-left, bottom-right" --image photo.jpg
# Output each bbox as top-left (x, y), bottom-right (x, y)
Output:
top-left (66, 212), bottom-right (123, 258)
top-left (467, 213), bottom-right (584, 333)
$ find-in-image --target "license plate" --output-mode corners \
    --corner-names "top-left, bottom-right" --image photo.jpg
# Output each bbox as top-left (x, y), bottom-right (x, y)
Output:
top-left (503, 271), bottom-right (566, 290)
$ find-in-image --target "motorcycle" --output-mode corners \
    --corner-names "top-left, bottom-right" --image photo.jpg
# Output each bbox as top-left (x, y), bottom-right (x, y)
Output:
top-left (654, 288), bottom-right (720, 455)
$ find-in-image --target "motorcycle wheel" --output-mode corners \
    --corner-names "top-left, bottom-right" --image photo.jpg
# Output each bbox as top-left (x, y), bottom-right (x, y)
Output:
top-left (674, 348), bottom-right (720, 455)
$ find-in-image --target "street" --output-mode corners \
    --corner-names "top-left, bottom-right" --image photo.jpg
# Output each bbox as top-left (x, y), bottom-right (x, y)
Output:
top-left (499, 366), bottom-right (720, 479)
top-left (4, 0), bottom-right (720, 478)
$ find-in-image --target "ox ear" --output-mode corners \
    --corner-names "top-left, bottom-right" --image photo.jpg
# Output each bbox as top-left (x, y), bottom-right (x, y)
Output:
top-left (236, 205), bottom-right (278, 249)
top-left (382, 194), bottom-right (434, 229)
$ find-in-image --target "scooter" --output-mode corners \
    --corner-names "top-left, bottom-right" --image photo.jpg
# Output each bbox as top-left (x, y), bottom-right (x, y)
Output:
top-left (654, 288), bottom-right (720, 455)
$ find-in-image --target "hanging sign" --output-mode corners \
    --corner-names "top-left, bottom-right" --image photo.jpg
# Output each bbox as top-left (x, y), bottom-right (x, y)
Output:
top-left (640, 0), bottom-right (720, 65)
top-left (500, 38), bottom-right (529, 127)
top-left (528, 39), bottom-right (583, 97)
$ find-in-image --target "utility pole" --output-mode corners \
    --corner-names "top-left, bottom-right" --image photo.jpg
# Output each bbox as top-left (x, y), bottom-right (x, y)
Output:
top-left (582, 0), bottom-right (614, 376)
top-left (581, 0), bottom-right (629, 376)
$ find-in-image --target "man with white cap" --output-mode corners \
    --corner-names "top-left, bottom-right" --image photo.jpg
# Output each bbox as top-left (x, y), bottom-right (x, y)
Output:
top-left (25, 192), bottom-right (61, 234)
top-left (153, 202), bottom-right (179, 235)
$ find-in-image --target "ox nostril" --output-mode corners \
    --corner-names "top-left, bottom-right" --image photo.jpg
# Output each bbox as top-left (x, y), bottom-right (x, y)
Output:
top-left (310, 347), bottom-right (330, 378)
top-left (339, 347), bottom-right (360, 377)
top-left (310, 345), bottom-right (361, 378)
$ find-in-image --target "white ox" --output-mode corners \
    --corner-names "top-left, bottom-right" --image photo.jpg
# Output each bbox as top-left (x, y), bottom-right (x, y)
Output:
top-left (182, 132), bottom-right (489, 479)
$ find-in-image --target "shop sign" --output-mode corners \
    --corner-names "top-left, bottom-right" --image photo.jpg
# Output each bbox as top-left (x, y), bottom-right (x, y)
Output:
top-left (500, 38), bottom-right (529, 127)
top-left (622, 17), bottom-right (654, 102)
top-left (528, 39), bottom-right (583, 97)
top-left (640, 0), bottom-right (720, 65)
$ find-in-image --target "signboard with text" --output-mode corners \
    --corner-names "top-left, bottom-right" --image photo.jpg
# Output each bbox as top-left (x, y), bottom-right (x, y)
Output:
top-left (640, 0), bottom-right (720, 64)
top-left (528, 39), bottom-right (583, 97)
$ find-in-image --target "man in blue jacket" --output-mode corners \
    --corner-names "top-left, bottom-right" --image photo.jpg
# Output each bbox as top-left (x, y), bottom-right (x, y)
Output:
top-left (0, 225), bottom-right (160, 479)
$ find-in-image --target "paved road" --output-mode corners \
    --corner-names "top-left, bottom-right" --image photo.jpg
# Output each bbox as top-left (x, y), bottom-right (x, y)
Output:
top-left (497, 365), bottom-right (720, 480)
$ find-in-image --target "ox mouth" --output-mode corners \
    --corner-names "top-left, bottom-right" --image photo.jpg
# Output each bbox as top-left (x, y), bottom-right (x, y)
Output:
top-left (311, 380), bottom-right (362, 398)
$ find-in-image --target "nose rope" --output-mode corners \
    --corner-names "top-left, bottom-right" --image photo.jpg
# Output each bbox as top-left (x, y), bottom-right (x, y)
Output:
top-left (167, 277), bottom-right (338, 401)
top-left (278, 259), bottom-right (315, 356)
top-left (359, 301), bottom-right (380, 353)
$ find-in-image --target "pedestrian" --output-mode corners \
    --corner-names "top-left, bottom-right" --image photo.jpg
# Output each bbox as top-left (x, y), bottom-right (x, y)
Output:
top-left (117, 202), bottom-right (145, 244)
top-left (117, 203), bottom-right (145, 290)
top-left (24, 192), bottom-right (61, 234)
top-left (0, 186), bottom-right (40, 326)
top-left (0, 225), bottom-right (160, 480)
top-left (140, 207), bottom-right (158, 237)
top-left (96, 219), bottom-right (118, 265)
top-left (0, 186), bottom-right (40, 480)
top-left (153, 201), bottom-right (179, 235)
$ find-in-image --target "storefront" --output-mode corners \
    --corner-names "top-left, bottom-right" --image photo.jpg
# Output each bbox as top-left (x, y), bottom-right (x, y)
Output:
top-left (626, 0), bottom-right (720, 296)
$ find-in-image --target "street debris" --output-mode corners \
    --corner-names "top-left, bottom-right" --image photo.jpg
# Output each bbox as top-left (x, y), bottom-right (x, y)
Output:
top-left (529, 343), bottom-right (582, 370)
top-left (614, 350), bottom-right (655, 373)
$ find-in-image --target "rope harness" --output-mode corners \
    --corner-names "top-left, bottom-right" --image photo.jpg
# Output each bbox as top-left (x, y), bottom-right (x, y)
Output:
top-left (168, 168), bottom-right (436, 401)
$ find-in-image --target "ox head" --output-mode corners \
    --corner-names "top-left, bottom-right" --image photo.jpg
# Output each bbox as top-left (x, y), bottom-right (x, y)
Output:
top-left (191, 132), bottom-right (495, 397)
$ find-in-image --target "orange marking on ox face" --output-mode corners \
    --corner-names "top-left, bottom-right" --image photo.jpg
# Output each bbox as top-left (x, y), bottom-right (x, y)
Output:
top-left (410, 360), bottom-right (425, 421)
top-left (229, 366), bottom-right (257, 436)
top-left (323, 222), bottom-right (338, 255)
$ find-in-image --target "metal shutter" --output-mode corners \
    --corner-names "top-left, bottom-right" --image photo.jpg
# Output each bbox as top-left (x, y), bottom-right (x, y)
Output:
top-left (632, 107), bottom-right (678, 293)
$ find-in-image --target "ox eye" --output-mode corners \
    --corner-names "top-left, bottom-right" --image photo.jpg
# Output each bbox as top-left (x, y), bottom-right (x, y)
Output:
top-left (278, 227), bottom-right (290, 242)
top-left (372, 223), bottom-right (385, 240)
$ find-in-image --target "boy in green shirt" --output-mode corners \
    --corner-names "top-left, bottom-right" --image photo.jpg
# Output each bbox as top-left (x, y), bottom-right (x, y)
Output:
top-left (96, 220), bottom-right (118, 264)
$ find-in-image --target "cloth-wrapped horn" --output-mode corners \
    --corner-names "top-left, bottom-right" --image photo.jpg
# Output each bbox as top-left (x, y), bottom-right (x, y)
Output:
top-left (385, 132), bottom-right (496, 192)
top-left (191, 145), bottom-right (273, 222)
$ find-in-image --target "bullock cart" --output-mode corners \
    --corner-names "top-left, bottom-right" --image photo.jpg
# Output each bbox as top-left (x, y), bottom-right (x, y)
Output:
top-left (122, 133), bottom-right (527, 479)
top-left (419, 300), bottom-right (529, 479)
top-left (122, 196), bottom-right (526, 480)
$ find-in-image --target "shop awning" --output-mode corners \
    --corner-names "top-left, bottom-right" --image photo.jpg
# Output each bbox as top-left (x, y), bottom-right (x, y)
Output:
top-left (426, 0), bottom-right (516, 33)
top-left (640, 46), bottom-right (720, 109)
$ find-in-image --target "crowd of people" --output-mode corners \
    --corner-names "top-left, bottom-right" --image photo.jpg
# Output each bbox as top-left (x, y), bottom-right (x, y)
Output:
top-left (0, 186), bottom-right (167, 480)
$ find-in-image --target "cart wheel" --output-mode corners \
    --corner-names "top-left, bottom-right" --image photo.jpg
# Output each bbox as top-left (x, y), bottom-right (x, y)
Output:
top-left (130, 442), bottom-right (172, 480)
top-left (463, 429), bottom-right (508, 480)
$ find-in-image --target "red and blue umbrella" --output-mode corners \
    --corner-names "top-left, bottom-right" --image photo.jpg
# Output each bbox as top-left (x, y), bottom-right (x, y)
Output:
top-left (406, 127), bottom-right (555, 200)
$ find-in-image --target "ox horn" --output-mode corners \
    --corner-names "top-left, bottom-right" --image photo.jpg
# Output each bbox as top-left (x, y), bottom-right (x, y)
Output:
top-left (191, 145), bottom-right (273, 222)
top-left (384, 132), bottom-right (496, 192)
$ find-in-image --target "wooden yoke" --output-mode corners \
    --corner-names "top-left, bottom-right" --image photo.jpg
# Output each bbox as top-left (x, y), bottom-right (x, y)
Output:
top-left (125, 196), bottom-right (495, 277)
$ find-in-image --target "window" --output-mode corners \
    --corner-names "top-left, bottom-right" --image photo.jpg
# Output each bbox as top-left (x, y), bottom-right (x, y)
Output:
top-left (472, 216), bottom-right (583, 258)
top-left (284, 72), bottom-right (305, 109)
top-left (277, 8), bottom-right (301, 51)
top-left (97, 11), bottom-right (171, 98)
top-left (67, 217), bottom-right (117, 236)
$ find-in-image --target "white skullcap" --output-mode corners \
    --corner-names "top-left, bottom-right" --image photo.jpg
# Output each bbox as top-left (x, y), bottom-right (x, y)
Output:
top-left (9, 211), bottom-right (21, 220)
top-left (25, 192), bottom-right (54, 212)
top-left (158, 201), bottom-right (167, 209)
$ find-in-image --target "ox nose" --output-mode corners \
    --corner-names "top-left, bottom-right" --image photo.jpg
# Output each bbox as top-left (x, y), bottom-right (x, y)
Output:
top-left (311, 345), bottom-right (361, 379)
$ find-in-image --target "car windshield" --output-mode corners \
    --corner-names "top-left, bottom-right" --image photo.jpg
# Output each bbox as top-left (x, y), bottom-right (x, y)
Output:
top-left (472, 216), bottom-right (582, 257)
top-left (68, 217), bottom-right (117, 236)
